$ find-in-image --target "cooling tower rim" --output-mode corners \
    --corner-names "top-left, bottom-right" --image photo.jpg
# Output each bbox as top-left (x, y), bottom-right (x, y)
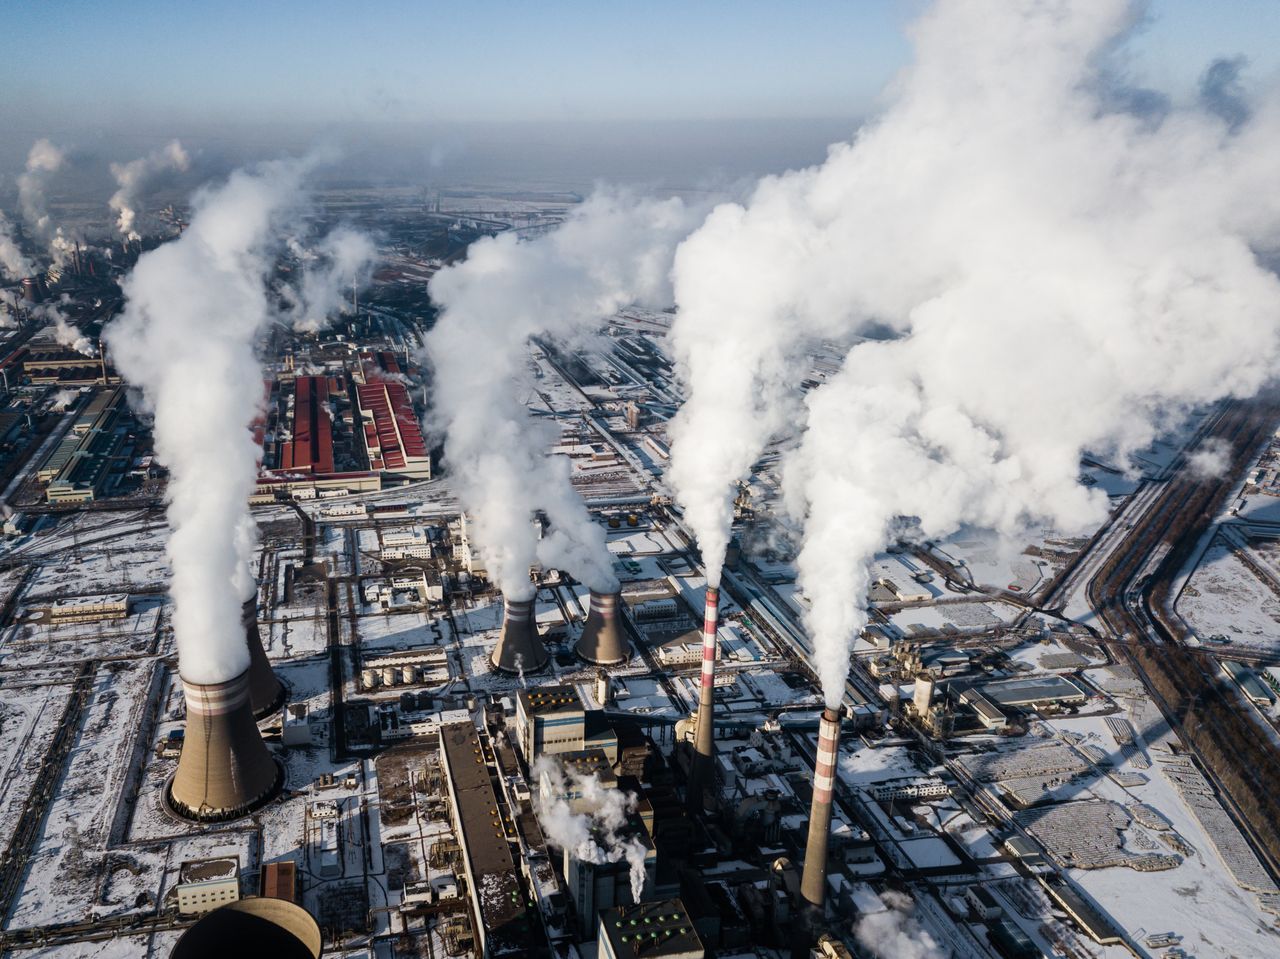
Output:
top-left (572, 645), bottom-right (629, 667)
top-left (161, 756), bottom-right (285, 825)
top-left (252, 676), bottom-right (289, 721)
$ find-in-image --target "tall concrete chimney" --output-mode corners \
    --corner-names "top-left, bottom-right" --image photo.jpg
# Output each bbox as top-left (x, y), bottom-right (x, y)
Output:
top-left (242, 598), bottom-right (285, 719)
top-left (574, 590), bottom-right (629, 666)
top-left (169, 671), bottom-right (283, 821)
top-left (490, 595), bottom-right (549, 674)
top-left (800, 707), bottom-right (844, 909)
top-left (687, 586), bottom-right (719, 810)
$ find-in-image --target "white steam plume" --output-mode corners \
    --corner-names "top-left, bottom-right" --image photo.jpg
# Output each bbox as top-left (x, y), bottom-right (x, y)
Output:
top-left (17, 139), bottom-right (66, 243)
top-left (285, 226), bottom-right (377, 333)
top-left (854, 891), bottom-right (944, 959)
top-left (41, 300), bottom-right (97, 357)
top-left (0, 212), bottom-right (32, 280)
top-left (669, 0), bottom-right (1280, 707)
top-left (533, 756), bottom-right (648, 903)
top-left (425, 191), bottom-right (702, 600)
top-left (104, 157), bottom-right (316, 684)
top-left (109, 140), bottom-right (190, 240)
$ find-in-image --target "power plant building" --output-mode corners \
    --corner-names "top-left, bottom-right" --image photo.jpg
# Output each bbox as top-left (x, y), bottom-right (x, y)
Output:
top-left (564, 821), bottom-right (657, 935)
top-left (355, 381), bottom-right (431, 480)
top-left (598, 899), bottom-right (705, 959)
top-left (438, 721), bottom-right (533, 958)
top-left (175, 856), bottom-right (241, 915)
top-left (279, 375), bottom-right (335, 475)
top-left (516, 686), bottom-right (586, 760)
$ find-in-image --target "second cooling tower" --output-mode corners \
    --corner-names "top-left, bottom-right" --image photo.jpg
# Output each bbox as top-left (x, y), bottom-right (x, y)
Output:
top-left (243, 598), bottom-right (285, 719)
top-left (574, 589), bottom-right (629, 666)
top-left (169, 670), bottom-right (283, 821)
top-left (490, 595), bottom-right (549, 674)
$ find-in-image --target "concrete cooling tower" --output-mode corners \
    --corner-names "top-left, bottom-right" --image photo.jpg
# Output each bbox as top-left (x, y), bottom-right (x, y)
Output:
top-left (171, 898), bottom-right (322, 959)
top-left (490, 595), bottom-right (549, 674)
top-left (243, 597), bottom-right (285, 719)
top-left (574, 589), bottom-right (629, 666)
top-left (168, 670), bottom-right (283, 822)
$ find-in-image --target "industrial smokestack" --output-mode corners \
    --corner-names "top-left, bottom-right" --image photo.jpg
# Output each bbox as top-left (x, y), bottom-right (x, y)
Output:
top-left (21, 277), bottom-right (38, 303)
top-left (168, 670), bottom-right (283, 821)
top-left (242, 598), bottom-right (285, 719)
top-left (687, 586), bottom-right (719, 811)
top-left (490, 595), bottom-right (549, 674)
top-left (574, 589), bottom-right (628, 666)
top-left (800, 706), bottom-right (843, 909)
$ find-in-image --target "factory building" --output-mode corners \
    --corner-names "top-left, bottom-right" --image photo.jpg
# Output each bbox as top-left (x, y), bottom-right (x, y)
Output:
top-left (564, 820), bottom-right (657, 934)
top-left (260, 861), bottom-right (298, 903)
top-left (355, 380), bottom-right (431, 480)
top-left (598, 900), bottom-right (705, 959)
top-left (175, 856), bottom-right (241, 915)
top-left (517, 686), bottom-right (586, 758)
top-left (438, 721), bottom-right (534, 958)
top-left (39, 387), bottom-right (129, 503)
top-left (279, 375), bottom-right (335, 474)
top-left (38, 593), bottom-right (129, 625)
top-left (380, 527), bottom-right (433, 560)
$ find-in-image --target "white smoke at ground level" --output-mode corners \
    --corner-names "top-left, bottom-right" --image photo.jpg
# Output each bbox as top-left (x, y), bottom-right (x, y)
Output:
top-left (532, 756), bottom-right (648, 903)
top-left (286, 226), bottom-right (377, 332)
top-left (854, 890), bottom-right (945, 959)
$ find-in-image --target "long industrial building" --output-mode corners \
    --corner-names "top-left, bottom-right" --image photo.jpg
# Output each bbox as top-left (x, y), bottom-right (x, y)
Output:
top-left (439, 721), bottom-right (534, 958)
top-left (356, 380), bottom-right (431, 480)
top-left (279, 375), bottom-right (336, 474)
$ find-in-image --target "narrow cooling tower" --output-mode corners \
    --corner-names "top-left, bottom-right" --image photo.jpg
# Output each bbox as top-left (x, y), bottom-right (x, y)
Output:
top-left (243, 598), bottom-right (285, 719)
top-left (169, 670), bottom-right (283, 821)
top-left (574, 590), bottom-right (629, 666)
top-left (687, 586), bottom-right (719, 810)
top-left (800, 707), bottom-right (844, 908)
top-left (490, 596), bottom-right (549, 674)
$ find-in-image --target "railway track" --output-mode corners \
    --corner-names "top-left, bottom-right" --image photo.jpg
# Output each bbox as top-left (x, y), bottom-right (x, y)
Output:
top-left (1085, 397), bottom-right (1280, 885)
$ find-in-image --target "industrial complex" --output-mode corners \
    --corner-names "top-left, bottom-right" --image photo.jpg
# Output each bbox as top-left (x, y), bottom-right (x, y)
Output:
top-left (1, 185), bottom-right (1280, 959)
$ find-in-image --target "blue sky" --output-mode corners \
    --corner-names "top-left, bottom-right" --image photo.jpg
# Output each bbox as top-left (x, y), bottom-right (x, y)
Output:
top-left (4, 0), bottom-right (1278, 128)
top-left (2, 1), bottom-right (1278, 188)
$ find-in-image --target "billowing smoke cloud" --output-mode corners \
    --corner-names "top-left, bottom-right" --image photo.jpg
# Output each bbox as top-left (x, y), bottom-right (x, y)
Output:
top-left (668, 0), bottom-right (1280, 707)
top-left (854, 891), bottom-right (944, 959)
top-left (425, 191), bottom-right (703, 600)
top-left (18, 139), bottom-right (66, 242)
top-left (284, 226), bottom-right (377, 332)
top-left (533, 756), bottom-right (648, 903)
top-left (0, 213), bottom-right (32, 280)
top-left (104, 157), bottom-right (316, 684)
top-left (41, 299), bottom-right (97, 356)
top-left (109, 140), bottom-right (191, 239)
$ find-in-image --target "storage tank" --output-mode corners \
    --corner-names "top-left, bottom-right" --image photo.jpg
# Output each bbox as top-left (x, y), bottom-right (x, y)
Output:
top-left (381, 666), bottom-right (398, 687)
top-left (361, 669), bottom-right (379, 689)
top-left (400, 664), bottom-right (417, 685)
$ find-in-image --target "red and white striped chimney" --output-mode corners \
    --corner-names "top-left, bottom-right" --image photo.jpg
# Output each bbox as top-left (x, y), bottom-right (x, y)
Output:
top-left (801, 706), bottom-right (843, 908)
top-left (688, 586), bottom-right (719, 809)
